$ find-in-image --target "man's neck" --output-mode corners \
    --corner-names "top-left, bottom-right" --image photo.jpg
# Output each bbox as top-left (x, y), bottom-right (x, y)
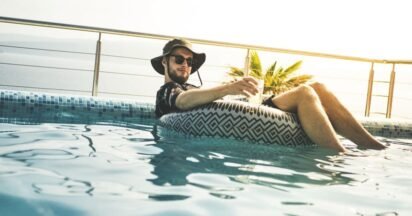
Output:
top-left (164, 71), bottom-right (172, 83)
top-left (164, 77), bottom-right (173, 84)
top-left (164, 76), bottom-right (183, 84)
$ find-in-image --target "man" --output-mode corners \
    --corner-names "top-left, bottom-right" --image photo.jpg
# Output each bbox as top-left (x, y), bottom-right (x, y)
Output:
top-left (152, 38), bottom-right (387, 152)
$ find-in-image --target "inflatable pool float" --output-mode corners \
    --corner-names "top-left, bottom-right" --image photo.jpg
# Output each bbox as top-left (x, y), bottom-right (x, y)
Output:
top-left (159, 100), bottom-right (314, 146)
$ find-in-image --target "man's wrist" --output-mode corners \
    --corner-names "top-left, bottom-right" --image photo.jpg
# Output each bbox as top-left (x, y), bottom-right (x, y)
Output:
top-left (216, 85), bottom-right (229, 98)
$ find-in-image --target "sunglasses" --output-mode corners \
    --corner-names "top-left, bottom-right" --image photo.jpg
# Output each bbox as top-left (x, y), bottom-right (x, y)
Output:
top-left (169, 54), bottom-right (193, 67)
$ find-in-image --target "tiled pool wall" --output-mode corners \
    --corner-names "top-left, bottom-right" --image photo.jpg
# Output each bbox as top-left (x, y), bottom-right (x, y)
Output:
top-left (0, 89), bottom-right (411, 138)
top-left (0, 89), bottom-right (156, 124)
top-left (359, 118), bottom-right (412, 138)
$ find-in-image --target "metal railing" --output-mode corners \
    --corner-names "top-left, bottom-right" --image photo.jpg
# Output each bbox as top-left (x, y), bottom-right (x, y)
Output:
top-left (1, 16), bottom-right (412, 118)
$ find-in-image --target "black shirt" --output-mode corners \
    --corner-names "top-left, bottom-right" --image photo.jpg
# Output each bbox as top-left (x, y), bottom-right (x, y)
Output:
top-left (155, 82), bottom-right (198, 117)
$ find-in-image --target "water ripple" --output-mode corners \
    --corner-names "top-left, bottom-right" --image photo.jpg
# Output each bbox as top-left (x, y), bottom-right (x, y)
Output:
top-left (1, 122), bottom-right (411, 215)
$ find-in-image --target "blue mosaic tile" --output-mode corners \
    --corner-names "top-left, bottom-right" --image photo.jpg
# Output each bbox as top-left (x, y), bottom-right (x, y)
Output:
top-left (1, 89), bottom-right (412, 138)
top-left (359, 118), bottom-right (412, 138)
top-left (0, 89), bottom-right (156, 123)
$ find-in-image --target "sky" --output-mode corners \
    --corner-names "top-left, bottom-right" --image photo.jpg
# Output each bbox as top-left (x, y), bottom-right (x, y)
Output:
top-left (1, 0), bottom-right (412, 60)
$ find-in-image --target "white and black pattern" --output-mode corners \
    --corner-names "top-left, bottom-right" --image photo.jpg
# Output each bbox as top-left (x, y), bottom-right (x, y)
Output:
top-left (159, 100), bottom-right (314, 146)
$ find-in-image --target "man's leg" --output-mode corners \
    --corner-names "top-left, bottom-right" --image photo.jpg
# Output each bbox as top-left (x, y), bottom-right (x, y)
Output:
top-left (309, 82), bottom-right (386, 149)
top-left (271, 85), bottom-right (346, 152)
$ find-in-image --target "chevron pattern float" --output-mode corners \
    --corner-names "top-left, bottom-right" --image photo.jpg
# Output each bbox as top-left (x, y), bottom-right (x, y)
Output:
top-left (160, 100), bottom-right (314, 146)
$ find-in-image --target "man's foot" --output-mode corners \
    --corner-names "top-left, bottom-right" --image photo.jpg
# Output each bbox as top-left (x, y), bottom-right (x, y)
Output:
top-left (362, 141), bottom-right (388, 150)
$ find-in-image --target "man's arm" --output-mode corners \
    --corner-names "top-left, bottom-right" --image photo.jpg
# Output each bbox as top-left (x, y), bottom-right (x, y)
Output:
top-left (175, 77), bottom-right (259, 110)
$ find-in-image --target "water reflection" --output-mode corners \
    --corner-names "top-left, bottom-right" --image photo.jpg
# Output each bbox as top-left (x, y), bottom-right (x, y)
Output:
top-left (0, 193), bottom-right (85, 216)
top-left (0, 121), bottom-right (405, 203)
top-left (0, 123), bottom-right (185, 200)
top-left (149, 125), bottom-right (360, 191)
top-left (32, 177), bottom-right (148, 199)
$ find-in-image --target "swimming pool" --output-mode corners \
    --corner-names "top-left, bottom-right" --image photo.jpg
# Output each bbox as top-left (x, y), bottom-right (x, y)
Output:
top-left (1, 90), bottom-right (412, 215)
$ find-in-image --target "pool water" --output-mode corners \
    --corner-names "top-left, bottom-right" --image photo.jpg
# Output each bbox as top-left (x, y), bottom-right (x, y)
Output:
top-left (0, 121), bottom-right (411, 216)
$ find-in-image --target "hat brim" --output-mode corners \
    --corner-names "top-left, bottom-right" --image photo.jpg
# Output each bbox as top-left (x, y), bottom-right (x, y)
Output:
top-left (151, 46), bottom-right (206, 75)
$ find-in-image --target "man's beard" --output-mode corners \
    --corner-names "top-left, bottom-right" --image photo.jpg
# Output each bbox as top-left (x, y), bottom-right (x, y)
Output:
top-left (168, 68), bottom-right (189, 85)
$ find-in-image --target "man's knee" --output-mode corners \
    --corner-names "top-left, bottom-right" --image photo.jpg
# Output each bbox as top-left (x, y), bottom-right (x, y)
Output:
top-left (310, 81), bottom-right (327, 92)
top-left (296, 84), bottom-right (319, 102)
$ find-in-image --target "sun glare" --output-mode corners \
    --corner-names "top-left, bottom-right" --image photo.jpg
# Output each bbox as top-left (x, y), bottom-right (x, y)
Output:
top-left (1, 0), bottom-right (411, 59)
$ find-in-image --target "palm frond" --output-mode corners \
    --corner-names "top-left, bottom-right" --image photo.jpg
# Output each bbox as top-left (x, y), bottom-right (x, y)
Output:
top-left (264, 61), bottom-right (277, 89)
top-left (250, 70), bottom-right (263, 79)
top-left (278, 60), bottom-right (302, 79)
top-left (272, 67), bottom-right (284, 84)
top-left (226, 51), bottom-right (312, 95)
top-left (228, 66), bottom-right (244, 78)
top-left (285, 74), bottom-right (313, 87)
top-left (265, 61), bottom-right (277, 77)
top-left (249, 50), bottom-right (263, 78)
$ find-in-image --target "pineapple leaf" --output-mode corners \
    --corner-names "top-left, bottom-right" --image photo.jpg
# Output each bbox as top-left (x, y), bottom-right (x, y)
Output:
top-left (249, 50), bottom-right (263, 79)
top-left (228, 66), bottom-right (244, 77)
top-left (279, 60), bottom-right (302, 79)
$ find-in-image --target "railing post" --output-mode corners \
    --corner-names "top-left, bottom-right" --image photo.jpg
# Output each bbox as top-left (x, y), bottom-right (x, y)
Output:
top-left (244, 48), bottom-right (251, 77)
top-left (365, 62), bottom-right (374, 117)
top-left (92, 32), bottom-right (102, 96)
top-left (386, 63), bottom-right (396, 118)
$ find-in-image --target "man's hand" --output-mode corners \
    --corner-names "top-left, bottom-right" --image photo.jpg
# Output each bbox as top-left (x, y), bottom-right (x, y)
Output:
top-left (175, 77), bottom-right (260, 110)
top-left (225, 77), bottom-right (259, 97)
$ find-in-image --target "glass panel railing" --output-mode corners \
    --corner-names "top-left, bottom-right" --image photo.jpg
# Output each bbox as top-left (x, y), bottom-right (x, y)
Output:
top-left (1, 16), bottom-right (411, 119)
top-left (0, 22), bottom-right (97, 95)
top-left (97, 35), bottom-right (163, 101)
top-left (392, 64), bottom-right (412, 119)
